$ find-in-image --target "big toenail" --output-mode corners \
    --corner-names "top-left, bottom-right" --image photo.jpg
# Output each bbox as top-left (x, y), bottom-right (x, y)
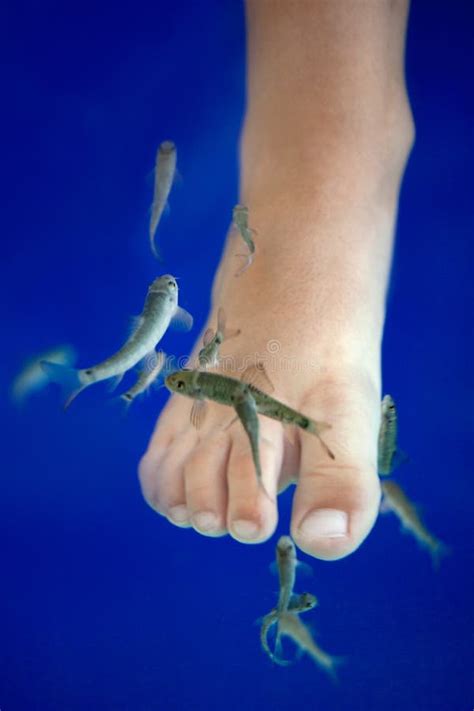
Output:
top-left (232, 519), bottom-right (260, 541)
top-left (192, 511), bottom-right (219, 532)
top-left (168, 505), bottom-right (190, 525)
top-left (298, 509), bottom-right (348, 539)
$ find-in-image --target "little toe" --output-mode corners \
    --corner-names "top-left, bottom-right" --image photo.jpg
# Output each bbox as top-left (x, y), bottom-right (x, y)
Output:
top-left (139, 426), bottom-right (199, 528)
top-left (226, 419), bottom-right (283, 544)
top-left (184, 429), bottom-right (231, 537)
top-left (291, 374), bottom-right (381, 560)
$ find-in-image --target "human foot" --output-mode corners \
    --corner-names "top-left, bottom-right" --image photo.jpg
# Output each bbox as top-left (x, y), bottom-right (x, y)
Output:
top-left (139, 0), bottom-right (415, 559)
top-left (138, 172), bottom-right (403, 560)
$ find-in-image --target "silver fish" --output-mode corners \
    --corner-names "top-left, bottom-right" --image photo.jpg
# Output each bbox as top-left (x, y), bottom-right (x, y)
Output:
top-left (276, 611), bottom-right (340, 678)
top-left (120, 349), bottom-right (167, 406)
top-left (42, 275), bottom-right (192, 408)
top-left (380, 480), bottom-right (449, 569)
top-left (11, 344), bottom-right (77, 405)
top-left (233, 204), bottom-right (256, 276)
top-left (198, 307), bottom-right (240, 369)
top-left (260, 592), bottom-right (317, 665)
top-left (260, 536), bottom-right (318, 665)
top-left (149, 141), bottom-right (177, 260)
top-left (165, 366), bottom-right (334, 459)
top-left (378, 394), bottom-right (398, 475)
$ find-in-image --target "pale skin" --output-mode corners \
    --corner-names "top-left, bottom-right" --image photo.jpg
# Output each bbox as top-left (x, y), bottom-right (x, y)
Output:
top-left (139, 0), bottom-right (415, 560)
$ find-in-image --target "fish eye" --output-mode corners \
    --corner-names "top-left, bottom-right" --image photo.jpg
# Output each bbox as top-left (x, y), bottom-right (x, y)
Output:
top-left (168, 280), bottom-right (176, 288)
top-left (176, 380), bottom-right (185, 390)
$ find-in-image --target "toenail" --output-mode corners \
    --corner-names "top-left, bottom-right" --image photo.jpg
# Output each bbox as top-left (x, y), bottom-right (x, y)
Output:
top-left (192, 511), bottom-right (219, 532)
top-left (231, 519), bottom-right (260, 541)
top-left (298, 509), bottom-right (348, 539)
top-left (168, 505), bottom-right (190, 525)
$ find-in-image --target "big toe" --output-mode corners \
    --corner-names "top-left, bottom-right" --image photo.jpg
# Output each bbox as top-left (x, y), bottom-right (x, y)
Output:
top-left (291, 372), bottom-right (381, 561)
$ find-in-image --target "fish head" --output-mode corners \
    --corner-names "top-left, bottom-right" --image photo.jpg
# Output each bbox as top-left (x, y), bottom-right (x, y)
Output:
top-left (165, 369), bottom-right (200, 397)
top-left (381, 394), bottom-right (396, 415)
top-left (276, 535), bottom-right (296, 563)
top-left (233, 204), bottom-right (248, 221)
top-left (149, 274), bottom-right (179, 300)
top-left (298, 592), bottom-right (318, 611)
top-left (159, 140), bottom-right (176, 155)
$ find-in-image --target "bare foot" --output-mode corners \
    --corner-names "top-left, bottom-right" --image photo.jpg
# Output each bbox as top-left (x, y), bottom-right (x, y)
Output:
top-left (139, 0), bottom-right (414, 560)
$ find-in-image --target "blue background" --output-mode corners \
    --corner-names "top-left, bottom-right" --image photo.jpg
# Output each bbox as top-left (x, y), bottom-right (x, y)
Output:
top-left (1, 1), bottom-right (473, 709)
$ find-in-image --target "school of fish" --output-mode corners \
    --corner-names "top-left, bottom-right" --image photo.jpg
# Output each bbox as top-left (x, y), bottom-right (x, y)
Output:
top-left (13, 139), bottom-right (449, 677)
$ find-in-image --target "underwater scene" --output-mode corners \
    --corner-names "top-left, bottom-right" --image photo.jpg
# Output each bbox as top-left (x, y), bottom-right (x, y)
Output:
top-left (2, 1), bottom-right (473, 710)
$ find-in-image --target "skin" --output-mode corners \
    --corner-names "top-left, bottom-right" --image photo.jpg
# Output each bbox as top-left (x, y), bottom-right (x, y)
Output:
top-left (139, 0), bottom-right (415, 559)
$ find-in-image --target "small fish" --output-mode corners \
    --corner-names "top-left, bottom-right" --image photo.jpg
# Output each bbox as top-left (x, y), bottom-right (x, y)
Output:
top-left (276, 535), bottom-right (298, 613)
top-left (260, 592), bottom-right (317, 664)
top-left (233, 204), bottom-right (256, 276)
top-left (149, 141), bottom-right (177, 260)
top-left (276, 611), bottom-right (340, 678)
top-left (260, 536), bottom-right (317, 664)
top-left (232, 385), bottom-right (267, 493)
top-left (11, 345), bottom-right (77, 405)
top-left (165, 366), bottom-right (334, 459)
top-left (42, 275), bottom-right (192, 409)
top-left (198, 307), bottom-right (240, 369)
top-left (120, 350), bottom-right (167, 406)
top-left (380, 480), bottom-right (449, 568)
top-left (378, 394), bottom-right (399, 475)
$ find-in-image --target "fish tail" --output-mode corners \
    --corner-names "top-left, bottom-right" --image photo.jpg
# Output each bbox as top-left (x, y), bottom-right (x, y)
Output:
top-left (430, 539), bottom-right (451, 571)
top-left (273, 620), bottom-right (292, 667)
top-left (306, 420), bottom-right (336, 460)
top-left (40, 361), bottom-right (87, 410)
top-left (150, 236), bottom-right (163, 262)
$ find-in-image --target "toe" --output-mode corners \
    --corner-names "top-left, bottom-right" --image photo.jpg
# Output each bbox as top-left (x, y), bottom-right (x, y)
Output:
top-left (291, 373), bottom-right (381, 560)
top-left (139, 425), bottom-right (199, 528)
top-left (184, 429), bottom-right (231, 537)
top-left (226, 418), bottom-right (283, 544)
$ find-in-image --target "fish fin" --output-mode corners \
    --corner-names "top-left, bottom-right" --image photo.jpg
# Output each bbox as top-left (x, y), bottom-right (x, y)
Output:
top-left (378, 496), bottom-right (392, 514)
top-left (40, 361), bottom-right (87, 410)
top-left (106, 373), bottom-right (125, 393)
top-left (392, 448), bottom-right (410, 471)
top-left (305, 419), bottom-right (335, 460)
top-left (241, 361), bottom-right (274, 393)
top-left (170, 306), bottom-right (193, 332)
top-left (431, 540), bottom-right (451, 571)
top-left (268, 561), bottom-right (278, 576)
top-left (118, 391), bottom-right (134, 412)
top-left (234, 253), bottom-right (254, 277)
top-left (151, 243), bottom-right (163, 262)
top-left (296, 561), bottom-right (314, 579)
top-left (202, 328), bottom-right (214, 347)
top-left (190, 400), bottom-right (208, 429)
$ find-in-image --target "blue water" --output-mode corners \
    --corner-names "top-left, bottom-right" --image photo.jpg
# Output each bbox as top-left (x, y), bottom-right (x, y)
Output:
top-left (2, 2), bottom-right (473, 710)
